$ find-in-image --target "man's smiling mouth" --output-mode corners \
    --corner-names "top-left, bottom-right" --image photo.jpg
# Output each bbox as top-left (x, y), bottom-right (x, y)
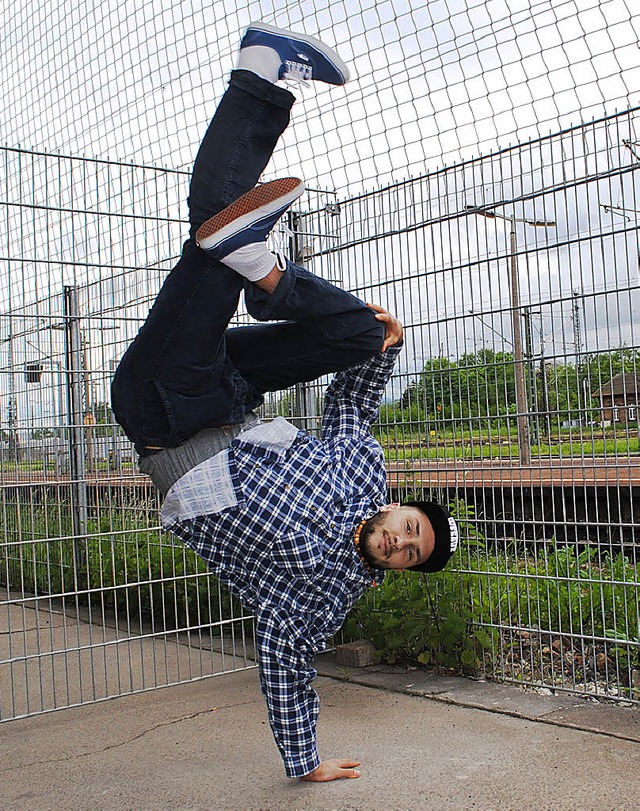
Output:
top-left (382, 530), bottom-right (390, 558)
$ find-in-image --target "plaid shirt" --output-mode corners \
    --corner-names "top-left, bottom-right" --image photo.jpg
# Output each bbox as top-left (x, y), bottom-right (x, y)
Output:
top-left (163, 346), bottom-right (401, 777)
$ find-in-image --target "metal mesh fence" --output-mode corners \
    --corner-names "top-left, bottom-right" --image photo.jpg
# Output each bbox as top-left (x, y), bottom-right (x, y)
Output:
top-left (1, 1), bottom-right (639, 718)
top-left (2, 1), bottom-right (639, 193)
top-left (0, 151), bottom-right (257, 720)
top-left (297, 107), bottom-right (640, 703)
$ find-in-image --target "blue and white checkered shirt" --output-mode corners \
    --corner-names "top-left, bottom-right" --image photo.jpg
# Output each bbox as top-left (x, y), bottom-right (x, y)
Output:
top-left (162, 346), bottom-right (401, 777)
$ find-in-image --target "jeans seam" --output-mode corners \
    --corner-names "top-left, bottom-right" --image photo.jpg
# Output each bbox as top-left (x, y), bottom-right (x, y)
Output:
top-left (220, 100), bottom-right (269, 208)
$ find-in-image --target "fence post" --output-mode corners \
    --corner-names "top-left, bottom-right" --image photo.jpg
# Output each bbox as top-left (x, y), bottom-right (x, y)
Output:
top-left (288, 210), bottom-right (316, 433)
top-left (64, 285), bottom-right (88, 584)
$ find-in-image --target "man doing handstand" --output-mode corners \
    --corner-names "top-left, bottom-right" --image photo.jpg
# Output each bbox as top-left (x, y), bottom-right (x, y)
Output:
top-left (111, 22), bottom-right (458, 782)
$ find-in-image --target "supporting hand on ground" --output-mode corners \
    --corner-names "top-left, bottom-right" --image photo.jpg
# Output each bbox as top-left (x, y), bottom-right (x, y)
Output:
top-left (301, 759), bottom-right (362, 781)
top-left (367, 303), bottom-right (404, 352)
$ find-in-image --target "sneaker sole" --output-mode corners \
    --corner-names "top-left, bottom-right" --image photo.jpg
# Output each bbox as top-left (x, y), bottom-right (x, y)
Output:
top-left (196, 178), bottom-right (305, 250)
top-left (244, 21), bottom-right (351, 84)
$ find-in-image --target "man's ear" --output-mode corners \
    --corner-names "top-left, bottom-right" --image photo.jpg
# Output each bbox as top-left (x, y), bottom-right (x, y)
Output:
top-left (380, 502), bottom-right (400, 513)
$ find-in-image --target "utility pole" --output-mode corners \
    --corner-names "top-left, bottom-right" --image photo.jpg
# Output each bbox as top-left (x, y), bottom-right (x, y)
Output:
top-left (572, 289), bottom-right (583, 423)
top-left (508, 216), bottom-right (531, 464)
top-left (466, 205), bottom-right (556, 464)
top-left (4, 328), bottom-right (20, 460)
top-left (64, 285), bottom-right (88, 562)
top-left (523, 308), bottom-right (538, 444)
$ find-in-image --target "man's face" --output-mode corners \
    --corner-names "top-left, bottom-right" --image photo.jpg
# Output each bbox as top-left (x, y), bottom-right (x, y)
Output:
top-left (360, 505), bottom-right (435, 571)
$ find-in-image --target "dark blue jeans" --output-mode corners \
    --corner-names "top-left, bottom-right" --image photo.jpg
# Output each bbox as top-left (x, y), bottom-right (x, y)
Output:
top-left (111, 70), bottom-right (384, 455)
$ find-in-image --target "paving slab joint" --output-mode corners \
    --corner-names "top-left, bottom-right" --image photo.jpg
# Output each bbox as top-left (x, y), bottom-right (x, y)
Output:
top-left (315, 651), bottom-right (640, 745)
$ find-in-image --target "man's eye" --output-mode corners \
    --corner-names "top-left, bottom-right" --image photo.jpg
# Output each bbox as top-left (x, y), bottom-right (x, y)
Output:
top-left (406, 521), bottom-right (411, 533)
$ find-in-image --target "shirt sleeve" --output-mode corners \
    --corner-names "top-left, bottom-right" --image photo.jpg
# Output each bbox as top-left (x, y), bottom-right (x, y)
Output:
top-left (256, 606), bottom-right (322, 778)
top-left (321, 344), bottom-right (403, 440)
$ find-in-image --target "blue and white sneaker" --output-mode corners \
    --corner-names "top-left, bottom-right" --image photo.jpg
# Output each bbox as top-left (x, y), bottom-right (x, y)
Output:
top-left (239, 22), bottom-right (351, 86)
top-left (195, 178), bottom-right (304, 278)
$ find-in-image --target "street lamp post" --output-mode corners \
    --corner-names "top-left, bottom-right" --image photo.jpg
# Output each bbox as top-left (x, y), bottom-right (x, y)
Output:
top-left (466, 206), bottom-right (556, 465)
top-left (507, 213), bottom-right (532, 465)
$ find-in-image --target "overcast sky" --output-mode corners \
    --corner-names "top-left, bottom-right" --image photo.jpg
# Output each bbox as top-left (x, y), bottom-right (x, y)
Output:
top-left (1, 0), bottom-right (639, 423)
top-left (2, 0), bottom-right (639, 188)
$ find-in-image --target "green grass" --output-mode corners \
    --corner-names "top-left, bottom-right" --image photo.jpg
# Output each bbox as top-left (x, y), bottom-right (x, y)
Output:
top-left (381, 433), bottom-right (639, 462)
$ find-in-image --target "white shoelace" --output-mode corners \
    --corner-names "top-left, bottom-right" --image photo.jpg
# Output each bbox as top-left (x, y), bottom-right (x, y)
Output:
top-left (282, 60), bottom-right (313, 88)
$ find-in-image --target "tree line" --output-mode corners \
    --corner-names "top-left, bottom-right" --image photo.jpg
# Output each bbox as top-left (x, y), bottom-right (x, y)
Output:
top-left (379, 348), bottom-right (639, 433)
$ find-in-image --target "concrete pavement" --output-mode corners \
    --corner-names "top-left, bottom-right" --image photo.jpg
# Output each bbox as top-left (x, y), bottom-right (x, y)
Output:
top-left (2, 656), bottom-right (639, 811)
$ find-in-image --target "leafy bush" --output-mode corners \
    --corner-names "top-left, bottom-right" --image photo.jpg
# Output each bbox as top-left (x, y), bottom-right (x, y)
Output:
top-left (343, 500), bottom-right (496, 674)
top-left (343, 567), bottom-right (496, 673)
top-left (1, 502), bottom-right (242, 631)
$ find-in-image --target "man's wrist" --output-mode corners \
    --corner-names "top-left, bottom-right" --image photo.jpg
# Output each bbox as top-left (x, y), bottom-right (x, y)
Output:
top-left (285, 750), bottom-right (321, 779)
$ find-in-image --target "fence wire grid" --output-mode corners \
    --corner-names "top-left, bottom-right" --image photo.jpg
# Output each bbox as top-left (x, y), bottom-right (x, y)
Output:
top-left (1, 0), bottom-right (640, 719)
top-left (2, 1), bottom-right (640, 192)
